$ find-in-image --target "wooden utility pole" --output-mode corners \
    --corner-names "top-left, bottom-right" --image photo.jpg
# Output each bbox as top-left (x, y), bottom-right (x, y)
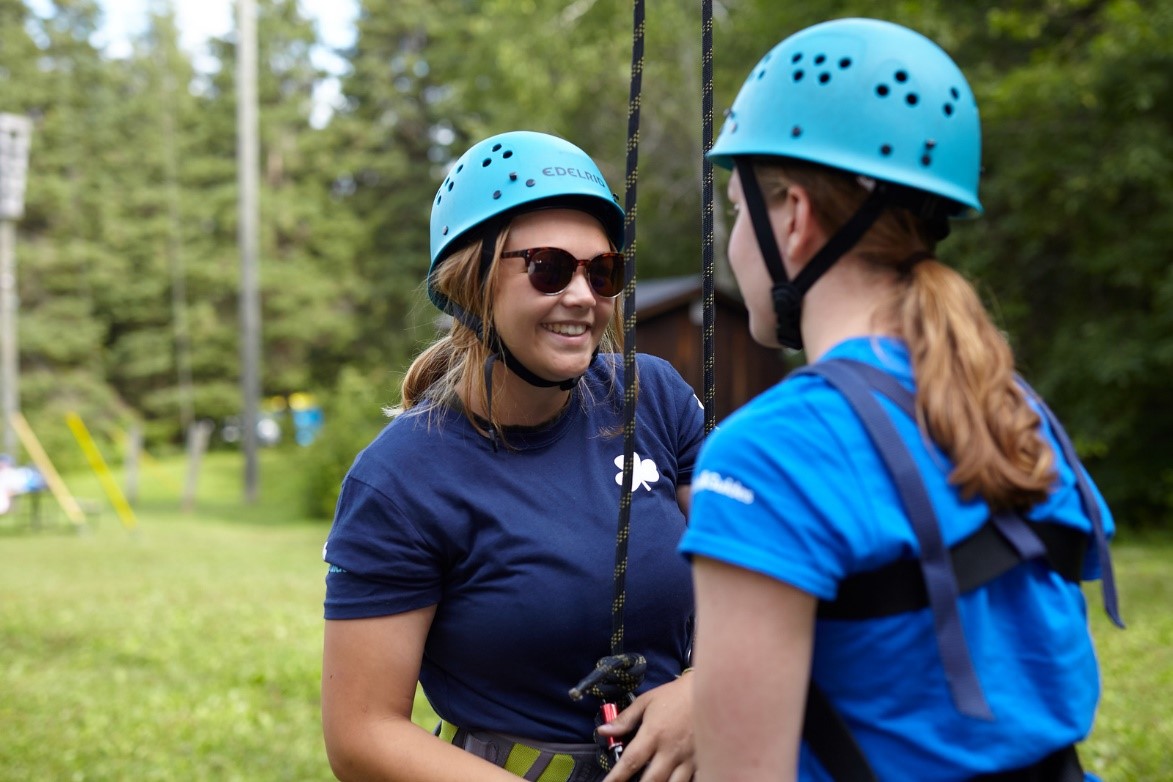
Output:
top-left (0, 113), bottom-right (32, 458)
top-left (236, 0), bottom-right (261, 502)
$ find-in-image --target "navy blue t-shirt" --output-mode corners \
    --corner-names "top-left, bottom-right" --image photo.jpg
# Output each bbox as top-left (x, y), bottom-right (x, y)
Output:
top-left (323, 353), bottom-right (706, 742)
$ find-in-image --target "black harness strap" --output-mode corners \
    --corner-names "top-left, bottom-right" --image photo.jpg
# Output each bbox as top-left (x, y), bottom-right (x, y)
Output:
top-left (821, 517), bottom-right (1087, 620)
top-left (802, 684), bottom-right (878, 782)
top-left (973, 745), bottom-right (1085, 782)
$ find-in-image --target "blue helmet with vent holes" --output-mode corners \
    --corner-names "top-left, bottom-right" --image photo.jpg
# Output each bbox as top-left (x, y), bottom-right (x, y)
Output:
top-left (428, 131), bottom-right (624, 314)
top-left (708, 18), bottom-right (982, 215)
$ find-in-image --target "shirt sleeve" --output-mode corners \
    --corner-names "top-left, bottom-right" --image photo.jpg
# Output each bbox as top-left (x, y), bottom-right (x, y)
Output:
top-left (681, 392), bottom-right (865, 600)
top-left (672, 374), bottom-right (707, 486)
top-left (322, 472), bottom-right (445, 619)
top-left (636, 353), bottom-right (707, 486)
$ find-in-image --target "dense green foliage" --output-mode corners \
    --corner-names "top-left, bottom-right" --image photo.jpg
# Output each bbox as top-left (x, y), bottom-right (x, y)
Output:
top-left (0, 0), bottom-right (1169, 523)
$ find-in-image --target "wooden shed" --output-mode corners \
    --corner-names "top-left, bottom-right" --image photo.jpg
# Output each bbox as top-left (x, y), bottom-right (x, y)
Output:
top-left (636, 275), bottom-right (788, 422)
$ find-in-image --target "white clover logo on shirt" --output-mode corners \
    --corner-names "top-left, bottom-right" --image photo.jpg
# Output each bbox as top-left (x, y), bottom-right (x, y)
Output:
top-left (614, 453), bottom-right (661, 491)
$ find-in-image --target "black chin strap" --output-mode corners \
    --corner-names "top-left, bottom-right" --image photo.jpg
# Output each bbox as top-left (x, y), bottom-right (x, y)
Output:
top-left (451, 225), bottom-right (588, 390)
top-left (495, 336), bottom-right (584, 391)
top-left (735, 160), bottom-right (889, 350)
top-left (735, 159), bottom-right (788, 283)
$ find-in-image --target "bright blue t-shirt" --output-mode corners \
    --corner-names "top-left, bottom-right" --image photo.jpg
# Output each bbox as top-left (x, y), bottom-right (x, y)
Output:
top-left (680, 337), bottom-right (1112, 780)
top-left (324, 353), bottom-right (706, 742)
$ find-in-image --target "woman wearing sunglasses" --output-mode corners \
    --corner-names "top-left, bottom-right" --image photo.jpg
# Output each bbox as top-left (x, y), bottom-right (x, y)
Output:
top-left (679, 18), bottom-right (1120, 782)
top-left (321, 131), bottom-right (705, 782)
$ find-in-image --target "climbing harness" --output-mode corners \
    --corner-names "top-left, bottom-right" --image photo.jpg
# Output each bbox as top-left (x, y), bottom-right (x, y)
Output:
top-left (437, 721), bottom-right (604, 782)
top-left (792, 358), bottom-right (1121, 781)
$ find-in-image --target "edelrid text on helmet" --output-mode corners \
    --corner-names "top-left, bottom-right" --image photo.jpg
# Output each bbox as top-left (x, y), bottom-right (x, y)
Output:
top-left (428, 131), bottom-right (625, 314)
top-left (708, 18), bottom-right (982, 216)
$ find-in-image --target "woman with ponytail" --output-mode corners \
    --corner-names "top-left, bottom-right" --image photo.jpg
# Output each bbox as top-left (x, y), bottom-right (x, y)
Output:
top-left (680, 19), bottom-right (1120, 782)
top-left (321, 131), bottom-right (703, 782)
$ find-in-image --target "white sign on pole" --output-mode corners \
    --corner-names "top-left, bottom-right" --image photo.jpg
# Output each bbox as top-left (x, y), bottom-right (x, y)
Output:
top-left (0, 114), bottom-right (33, 221)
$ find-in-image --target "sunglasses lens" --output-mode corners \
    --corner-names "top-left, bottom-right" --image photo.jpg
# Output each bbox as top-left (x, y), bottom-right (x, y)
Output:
top-left (527, 249), bottom-right (576, 294)
top-left (588, 253), bottom-right (624, 298)
top-left (523, 248), bottom-right (625, 297)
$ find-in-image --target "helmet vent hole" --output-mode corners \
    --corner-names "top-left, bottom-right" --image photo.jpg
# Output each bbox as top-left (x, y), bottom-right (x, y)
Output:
top-left (876, 84), bottom-right (890, 97)
top-left (492, 143), bottom-right (502, 152)
top-left (791, 52), bottom-right (802, 63)
top-left (757, 68), bottom-right (767, 80)
top-left (880, 144), bottom-right (893, 156)
top-left (442, 226), bottom-right (449, 235)
top-left (921, 154), bottom-right (932, 167)
top-left (525, 179), bottom-right (536, 187)
top-left (906, 93), bottom-right (919, 106)
top-left (895, 70), bottom-right (908, 83)
top-left (839, 57), bottom-right (852, 69)
top-left (436, 195), bottom-right (442, 205)
top-left (818, 72), bottom-right (831, 84)
top-left (791, 126), bottom-right (802, 138)
top-left (492, 190), bottom-right (502, 200)
top-left (456, 164), bottom-right (464, 173)
top-left (482, 158), bottom-right (492, 167)
top-left (814, 54), bottom-right (826, 65)
top-left (943, 103), bottom-right (954, 117)
top-left (502, 150), bottom-right (513, 159)
top-left (950, 87), bottom-right (960, 99)
top-left (447, 181), bottom-right (454, 191)
top-left (793, 69), bottom-right (804, 82)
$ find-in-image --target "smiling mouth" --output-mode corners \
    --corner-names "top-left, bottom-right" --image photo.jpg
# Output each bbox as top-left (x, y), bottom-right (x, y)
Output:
top-left (543, 323), bottom-right (589, 337)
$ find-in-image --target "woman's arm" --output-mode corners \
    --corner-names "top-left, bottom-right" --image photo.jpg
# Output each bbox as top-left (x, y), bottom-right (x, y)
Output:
top-left (321, 607), bottom-right (519, 782)
top-left (690, 557), bottom-right (817, 782)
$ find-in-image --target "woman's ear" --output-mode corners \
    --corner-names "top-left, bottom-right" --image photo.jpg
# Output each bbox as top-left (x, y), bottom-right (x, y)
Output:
top-left (781, 185), bottom-right (823, 271)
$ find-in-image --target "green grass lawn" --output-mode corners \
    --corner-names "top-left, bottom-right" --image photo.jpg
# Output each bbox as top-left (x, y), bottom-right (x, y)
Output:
top-left (0, 448), bottom-right (436, 782)
top-left (0, 448), bottom-right (1168, 780)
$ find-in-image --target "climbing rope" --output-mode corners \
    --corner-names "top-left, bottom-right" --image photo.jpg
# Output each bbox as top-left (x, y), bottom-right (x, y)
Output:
top-left (701, 0), bottom-right (717, 435)
top-left (570, 0), bottom-right (648, 713)
top-left (612, 0), bottom-right (644, 662)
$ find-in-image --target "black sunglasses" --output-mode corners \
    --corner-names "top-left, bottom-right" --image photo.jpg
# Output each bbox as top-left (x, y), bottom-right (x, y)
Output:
top-left (501, 247), bottom-right (626, 299)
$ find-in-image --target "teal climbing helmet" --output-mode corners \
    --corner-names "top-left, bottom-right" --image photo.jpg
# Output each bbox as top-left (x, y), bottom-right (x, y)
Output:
top-left (428, 131), bottom-right (625, 313)
top-left (708, 18), bottom-right (982, 216)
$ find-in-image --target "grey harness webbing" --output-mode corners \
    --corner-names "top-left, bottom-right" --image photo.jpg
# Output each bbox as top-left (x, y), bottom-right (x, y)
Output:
top-left (437, 721), bottom-right (603, 782)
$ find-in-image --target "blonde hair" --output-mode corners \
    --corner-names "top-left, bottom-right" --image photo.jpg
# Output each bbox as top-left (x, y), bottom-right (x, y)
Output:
top-left (756, 159), bottom-right (1055, 509)
top-left (396, 224), bottom-right (626, 439)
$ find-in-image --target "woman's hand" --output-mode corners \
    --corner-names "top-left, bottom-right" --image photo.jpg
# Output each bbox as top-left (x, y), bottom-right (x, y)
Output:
top-left (597, 674), bottom-right (695, 782)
